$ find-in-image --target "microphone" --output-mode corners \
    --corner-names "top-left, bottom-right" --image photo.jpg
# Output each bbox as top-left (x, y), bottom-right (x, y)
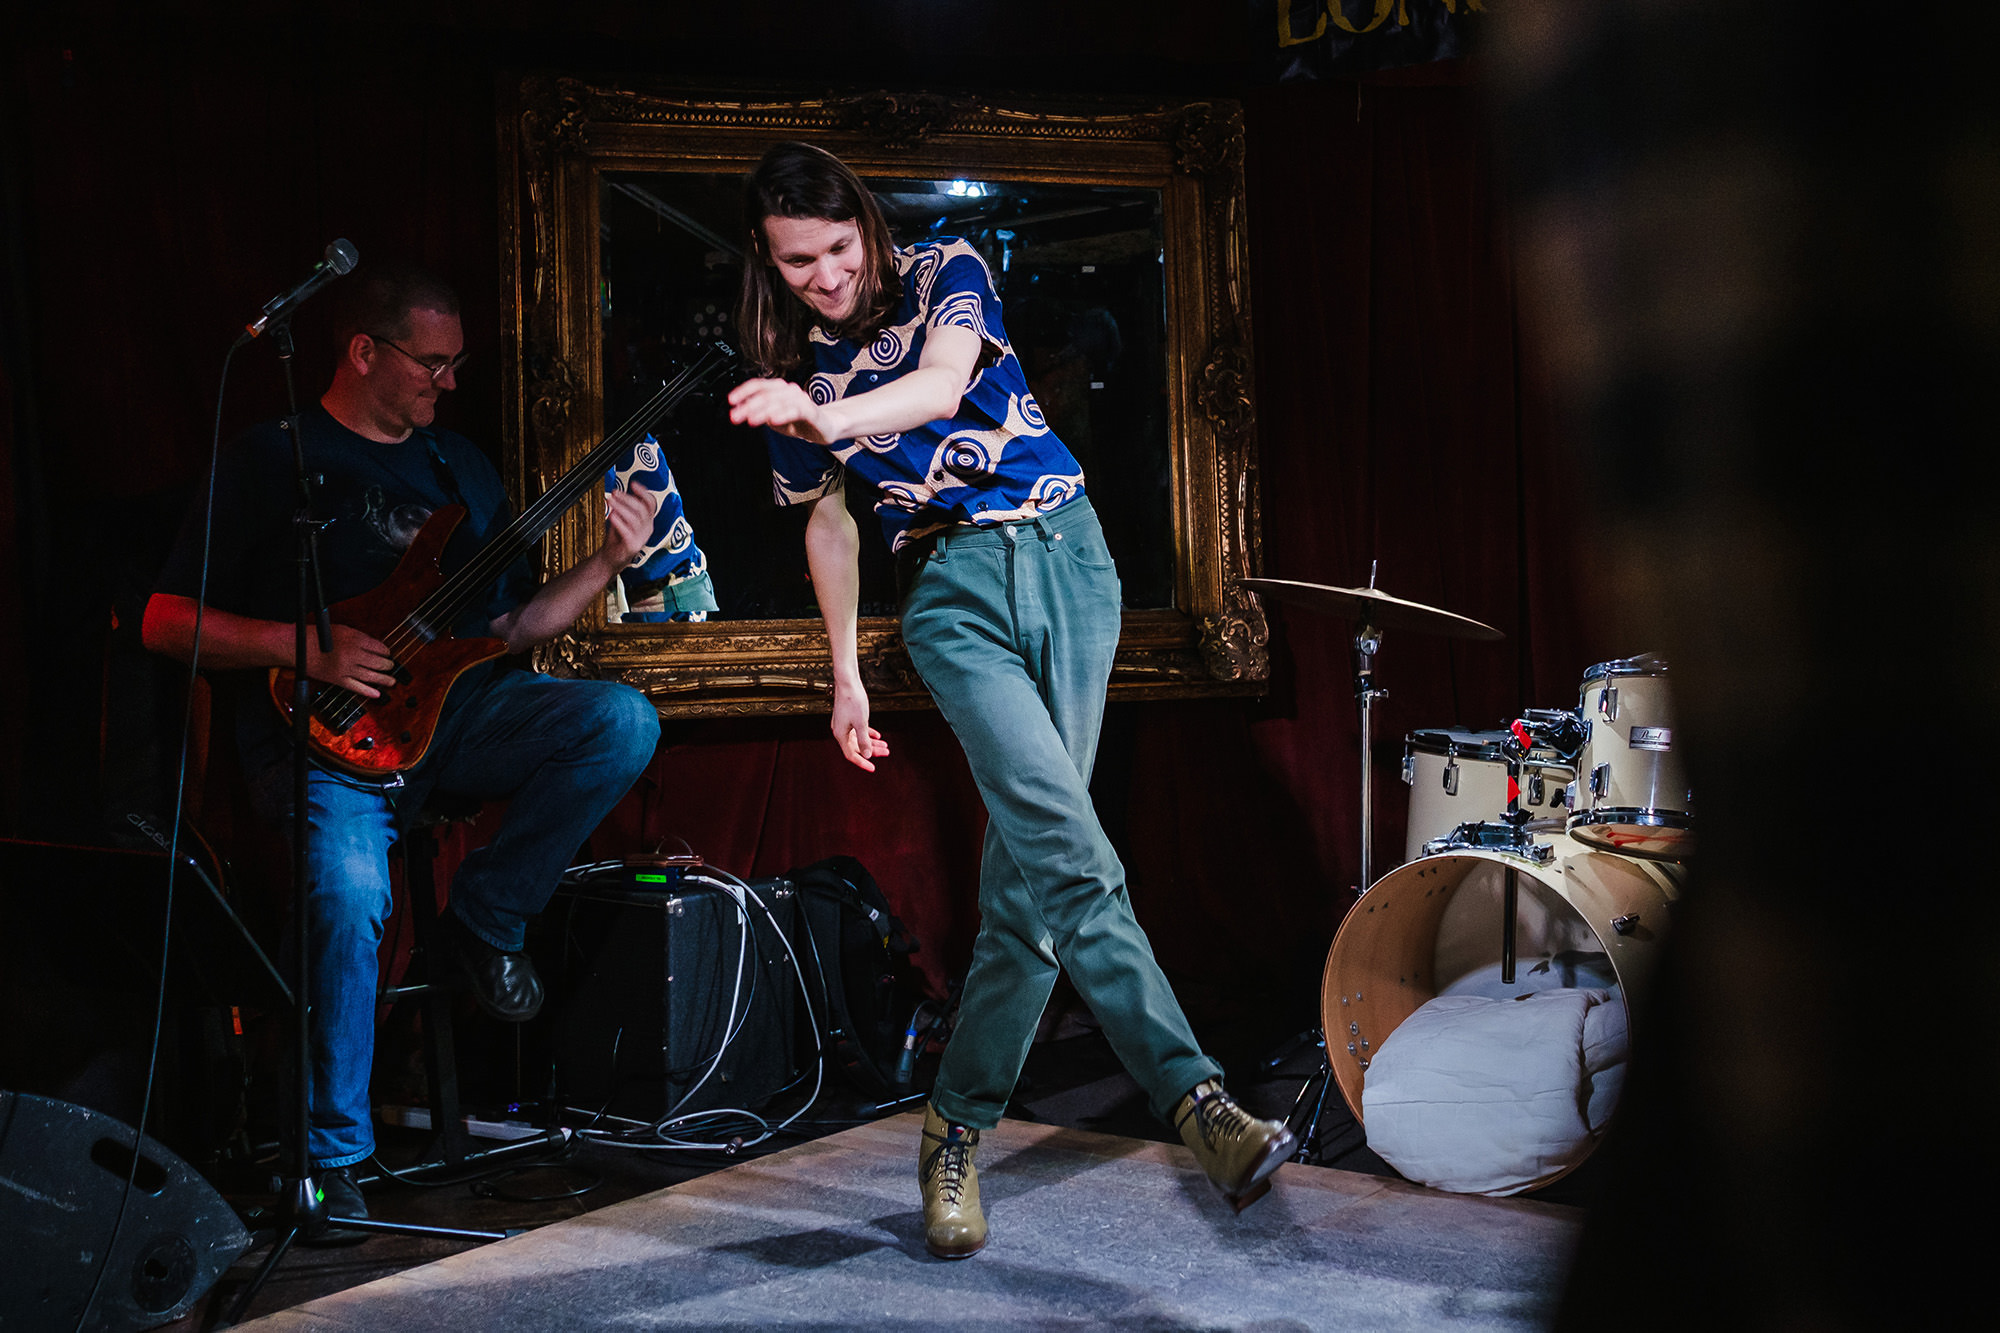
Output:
top-left (238, 238), bottom-right (361, 344)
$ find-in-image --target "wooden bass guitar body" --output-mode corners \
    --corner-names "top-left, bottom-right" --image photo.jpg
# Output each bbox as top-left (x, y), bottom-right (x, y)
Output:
top-left (268, 504), bottom-right (506, 777)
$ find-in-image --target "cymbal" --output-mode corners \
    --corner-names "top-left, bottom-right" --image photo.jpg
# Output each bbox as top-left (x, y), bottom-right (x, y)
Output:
top-left (1238, 578), bottom-right (1504, 641)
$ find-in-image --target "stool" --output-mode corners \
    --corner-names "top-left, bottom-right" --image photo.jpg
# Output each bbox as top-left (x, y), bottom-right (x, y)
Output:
top-left (376, 794), bottom-right (566, 1181)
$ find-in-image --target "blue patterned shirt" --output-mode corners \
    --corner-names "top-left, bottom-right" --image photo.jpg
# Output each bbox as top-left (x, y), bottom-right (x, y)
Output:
top-left (605, 434), bottom-right (715, 622)
top-left (766, 238), bottom-right (1085, 552)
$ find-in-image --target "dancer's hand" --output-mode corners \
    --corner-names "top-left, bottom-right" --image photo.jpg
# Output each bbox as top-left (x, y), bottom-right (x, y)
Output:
top-left (729, 377), bottom-right (839, 446)
top-left (831, 683), bottom-right (891, 772)
top-left (603, 481), bottom-right (656, 567)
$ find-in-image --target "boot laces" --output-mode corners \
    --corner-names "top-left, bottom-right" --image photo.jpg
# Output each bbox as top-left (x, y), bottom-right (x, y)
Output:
top-left (1191, 1087), bottom-right (1255, 1149)
top-left (923, 1129), bottom-right (976, 1204)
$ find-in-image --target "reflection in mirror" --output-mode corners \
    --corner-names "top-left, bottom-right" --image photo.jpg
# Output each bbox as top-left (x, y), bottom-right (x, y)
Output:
top-left (598, 172), bottom-right (1175, 622)
top-left (502, 82), bottom-right (1266, 716)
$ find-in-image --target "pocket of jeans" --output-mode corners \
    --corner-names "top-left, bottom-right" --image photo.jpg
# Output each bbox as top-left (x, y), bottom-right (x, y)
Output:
top-left (1059, 528), bottom-right (1118, 572)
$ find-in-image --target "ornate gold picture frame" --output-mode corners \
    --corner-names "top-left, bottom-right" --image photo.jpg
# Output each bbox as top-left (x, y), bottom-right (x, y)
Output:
top-left (498, 77), bottom-right (1267, 717)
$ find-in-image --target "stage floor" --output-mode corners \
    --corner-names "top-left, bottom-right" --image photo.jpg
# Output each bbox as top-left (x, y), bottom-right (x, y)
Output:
top-left (233, 1112), bottom-right (1582, 1332)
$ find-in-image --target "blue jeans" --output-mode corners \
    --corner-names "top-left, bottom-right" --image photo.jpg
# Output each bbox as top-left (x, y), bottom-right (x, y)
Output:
top-left (298, 668), bottom-right (658, 1169)
top-left (900, 496), bottom-right (1221, 1129)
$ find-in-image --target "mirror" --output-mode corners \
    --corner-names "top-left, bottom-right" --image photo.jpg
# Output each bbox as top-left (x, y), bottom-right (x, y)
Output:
top-left (500, 79), bottom-right (1268, 716)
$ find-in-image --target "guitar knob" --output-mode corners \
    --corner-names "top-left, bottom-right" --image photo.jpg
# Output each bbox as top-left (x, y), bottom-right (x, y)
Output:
top-left (355, 737), bottom-right (375, 750)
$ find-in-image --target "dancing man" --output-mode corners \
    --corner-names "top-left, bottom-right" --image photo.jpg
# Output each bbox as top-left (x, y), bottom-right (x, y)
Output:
top-left (727, 142), bottom-right (1293, 1259)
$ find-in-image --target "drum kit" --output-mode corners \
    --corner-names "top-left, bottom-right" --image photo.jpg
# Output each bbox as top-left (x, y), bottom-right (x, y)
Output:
top-left (1241, 573), bottom-right (1696, 1192)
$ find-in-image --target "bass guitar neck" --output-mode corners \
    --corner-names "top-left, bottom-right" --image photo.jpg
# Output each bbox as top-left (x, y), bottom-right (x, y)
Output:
top-left (271, 342), bottom-right (736, 777)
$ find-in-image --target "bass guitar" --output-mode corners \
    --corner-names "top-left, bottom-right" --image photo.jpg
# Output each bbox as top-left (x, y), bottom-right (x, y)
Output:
top-left (270, 341), bottom-right (735, 777)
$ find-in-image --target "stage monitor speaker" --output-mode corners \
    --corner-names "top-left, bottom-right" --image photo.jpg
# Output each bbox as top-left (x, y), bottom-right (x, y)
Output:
top-left (0, 1092), bottom-right (250, 1332)
top-left (542, 873), bottom-right (799, 1124)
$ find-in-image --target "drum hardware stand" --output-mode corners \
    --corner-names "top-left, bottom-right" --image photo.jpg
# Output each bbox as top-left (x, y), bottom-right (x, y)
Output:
top-left (1351, 561), bottom-right (1390, 898)
top-left (1500, 720), bottom-right (1535, 984)
top-left (1490, 713), bottom-right (1581, 985)
top-left (1279, 569), bottom-right (1393, 1165)
top-left (1274, 1030), bottom-right (1335, 1164)
top-left (1234, 567), bottom-right (1506, 1168)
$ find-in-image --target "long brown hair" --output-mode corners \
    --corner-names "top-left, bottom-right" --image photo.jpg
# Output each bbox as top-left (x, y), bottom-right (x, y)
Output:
top-left (736, 142), bottom-right (900, 376)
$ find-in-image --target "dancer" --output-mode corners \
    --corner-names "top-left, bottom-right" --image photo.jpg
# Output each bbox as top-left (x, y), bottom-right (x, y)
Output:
top-left (727, 142), bottom-right (1293, 1259)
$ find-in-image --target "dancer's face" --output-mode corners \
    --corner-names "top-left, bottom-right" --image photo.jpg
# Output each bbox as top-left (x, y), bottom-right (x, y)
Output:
top-left (762, 215), bottom-right (866, 323)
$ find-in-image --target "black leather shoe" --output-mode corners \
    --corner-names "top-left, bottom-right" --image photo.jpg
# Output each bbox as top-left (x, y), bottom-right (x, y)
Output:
top-left (439, 908), bottom-right (544, 1022)
top-left (300, 1166), bottom-right (370, 1247)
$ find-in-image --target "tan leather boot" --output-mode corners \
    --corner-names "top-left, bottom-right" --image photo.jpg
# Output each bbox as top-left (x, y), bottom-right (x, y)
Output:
top-left (1173, 1079), bottom-right (1295, 1212)
top-left (919, 1103), bottom-right (986, 1258)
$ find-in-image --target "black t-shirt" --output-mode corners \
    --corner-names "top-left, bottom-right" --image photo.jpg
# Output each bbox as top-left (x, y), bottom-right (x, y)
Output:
top-left (155, 405), bottom-right (535, 785)
top-left (157, 405), bottom-right (531, 625)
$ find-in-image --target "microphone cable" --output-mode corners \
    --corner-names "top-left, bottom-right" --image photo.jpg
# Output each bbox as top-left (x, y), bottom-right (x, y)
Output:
top-left (72, 337), bottom-right (242, 1333)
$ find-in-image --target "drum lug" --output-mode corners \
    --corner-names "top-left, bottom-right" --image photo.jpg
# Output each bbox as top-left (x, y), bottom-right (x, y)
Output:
top-left (1591, 763), bottom-right (1610, 798)
top-left (1563, 779), bottom-right (1578, 812)
top-left (1598, 685), bottom-right (1620, 722)
top-left (1442, 755), bottom-right (1459, 796)
top-left (1401, 752), bottom-right (1415, 786)
top-left (1527, 771), bottom-right (1546, 807)
top-left (1612, 913), bottom-right (1640, 936)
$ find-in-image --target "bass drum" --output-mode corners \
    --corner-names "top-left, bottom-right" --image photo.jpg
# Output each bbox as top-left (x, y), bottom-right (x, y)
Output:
top-left (1320, 830), bottom-right (1682, 1190)
top-left (1401, 727), bottom-right (1575, 865)
top-left (1568, 653), bottom-right (1694, 860)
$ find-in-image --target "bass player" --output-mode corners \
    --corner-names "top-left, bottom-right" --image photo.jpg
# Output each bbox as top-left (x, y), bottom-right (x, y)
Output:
top-left (143, 261), bottom-right (660, 1242)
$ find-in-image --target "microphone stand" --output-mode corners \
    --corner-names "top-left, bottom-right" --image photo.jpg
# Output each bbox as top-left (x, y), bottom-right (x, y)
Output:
top-left (219, 316), bottom-right (505, 1326)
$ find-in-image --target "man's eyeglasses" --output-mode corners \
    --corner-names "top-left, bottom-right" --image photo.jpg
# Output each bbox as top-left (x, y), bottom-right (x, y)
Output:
top-left (369, 333), bottom-right (470, 383)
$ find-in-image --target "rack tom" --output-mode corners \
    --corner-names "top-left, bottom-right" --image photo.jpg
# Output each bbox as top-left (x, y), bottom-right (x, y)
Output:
top-left (1567, 654), bottom-right (1694, 859)
top-left (1401, 727), bottom-right (1574, 866)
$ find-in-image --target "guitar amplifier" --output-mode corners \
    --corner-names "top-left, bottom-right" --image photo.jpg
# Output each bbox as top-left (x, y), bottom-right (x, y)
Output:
top-left (538, 870), bottom-right (799, 1125)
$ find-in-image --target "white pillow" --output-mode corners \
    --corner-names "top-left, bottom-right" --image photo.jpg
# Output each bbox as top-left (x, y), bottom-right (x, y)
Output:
top-left (1361, 988), bottom-right (1624, 1196)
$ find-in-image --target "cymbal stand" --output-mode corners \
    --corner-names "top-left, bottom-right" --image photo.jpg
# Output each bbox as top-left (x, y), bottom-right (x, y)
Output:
top-left (1281, 569), bottom-right (1390, 1163)
top-left (1352, 610), bottom-right (1388, 898)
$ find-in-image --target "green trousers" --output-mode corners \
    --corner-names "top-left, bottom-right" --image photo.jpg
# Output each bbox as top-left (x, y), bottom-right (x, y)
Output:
top-left (900, 496), bottom-right (1221, 1129)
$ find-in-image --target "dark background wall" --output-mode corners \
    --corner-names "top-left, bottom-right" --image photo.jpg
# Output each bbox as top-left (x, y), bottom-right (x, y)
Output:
top-left (0, 5), bottom-right (1613, 1070)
